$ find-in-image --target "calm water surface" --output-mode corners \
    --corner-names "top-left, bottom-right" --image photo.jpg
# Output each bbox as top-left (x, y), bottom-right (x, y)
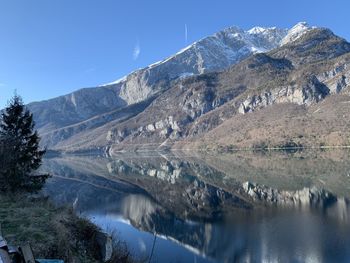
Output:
top-left (41, 151), bottom-right (350, 263)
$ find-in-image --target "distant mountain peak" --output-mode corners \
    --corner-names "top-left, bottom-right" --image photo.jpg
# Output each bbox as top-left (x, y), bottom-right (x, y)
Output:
top-left (247, 26), bottom-right (277, 35)
top-left (281, 22), bottom-right (315, 45)
top-left (221, 25), bottom-right (244, 34)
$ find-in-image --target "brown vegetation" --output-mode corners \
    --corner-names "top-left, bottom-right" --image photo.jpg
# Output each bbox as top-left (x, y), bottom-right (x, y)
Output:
top-left (0, 194), bottom-right (136, 263)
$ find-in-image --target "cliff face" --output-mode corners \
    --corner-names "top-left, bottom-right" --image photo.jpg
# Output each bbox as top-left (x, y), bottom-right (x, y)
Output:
top-left (102, 28), bottom-right (350, 153)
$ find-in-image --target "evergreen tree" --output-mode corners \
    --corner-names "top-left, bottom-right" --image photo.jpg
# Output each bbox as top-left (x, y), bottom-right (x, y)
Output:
top-left (0, 94), bottom-right (48, 192)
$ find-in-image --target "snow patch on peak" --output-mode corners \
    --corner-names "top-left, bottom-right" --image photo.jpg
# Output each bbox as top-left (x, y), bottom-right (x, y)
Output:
top-left (147, 60), bottom-right (163, 68)
top-left (179, 72), bottom-right (194, 79)
top-left (288, 22), bottom-right (310, 36)
top-left (248, 26), bottom-right (267, 34)
top-left (248, 26), bottom-right (279, 35)
top-left (249, 46), bottom-right (268, 53)
top-left (293, 21), bottom-right (309, 29)
top-left (99, 76), bottom-right (127, 87)
top-left (147, 42), bottom-right (198, 70)
top-left (281, 22), bottom-right (315, 45)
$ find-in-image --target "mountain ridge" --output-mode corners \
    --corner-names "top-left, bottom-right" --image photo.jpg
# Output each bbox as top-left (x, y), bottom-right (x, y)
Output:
top-left (26, 23), bottom-right (350, 153)
top-left (28, 22), bottom-right (310, 121)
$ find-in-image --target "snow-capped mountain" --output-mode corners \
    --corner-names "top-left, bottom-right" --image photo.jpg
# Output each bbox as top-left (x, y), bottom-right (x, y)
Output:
top-left (103, 22), bottom-right (312, 105)
top-left (281, 22), bottom-right (314, 45)
top-left (107, 22), bottom-right (311, 86)
top-left (27, 22), bottom-right (321, 150)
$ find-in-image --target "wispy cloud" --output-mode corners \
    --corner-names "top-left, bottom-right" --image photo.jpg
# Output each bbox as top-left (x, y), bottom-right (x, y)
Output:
top-left (0, 83), bottom-right (6, 87)
top-left (133, 41), bottom-right (141, 60)
top-left (185, 24), bottom-right (188, 43)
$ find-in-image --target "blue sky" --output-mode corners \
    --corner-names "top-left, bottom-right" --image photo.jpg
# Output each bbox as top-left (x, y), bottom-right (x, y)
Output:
top-left (0, 0), bottom-right (349, 107)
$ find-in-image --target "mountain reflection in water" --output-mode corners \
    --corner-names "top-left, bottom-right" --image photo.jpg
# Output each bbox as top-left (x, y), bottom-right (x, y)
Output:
top-left (41, 151), bottom-right (350, 263)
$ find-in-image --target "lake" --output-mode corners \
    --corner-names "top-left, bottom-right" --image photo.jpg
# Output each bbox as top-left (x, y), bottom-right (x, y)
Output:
top-left (41, 150), bottom-right (350, 263)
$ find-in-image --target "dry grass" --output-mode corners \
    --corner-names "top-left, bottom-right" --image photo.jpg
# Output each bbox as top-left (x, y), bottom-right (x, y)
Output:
top-left (188, 94), bottom-right (350, 151)
top-left (0, 194), bottom-right (136, 263)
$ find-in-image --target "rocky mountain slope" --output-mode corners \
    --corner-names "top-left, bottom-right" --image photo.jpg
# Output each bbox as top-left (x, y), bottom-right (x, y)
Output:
top-left (28, 23), bottom-right (350, 152)
top-left (27, 23), bottom-right (311, 149)
top-left (103, 27), bottom-right (350, 153)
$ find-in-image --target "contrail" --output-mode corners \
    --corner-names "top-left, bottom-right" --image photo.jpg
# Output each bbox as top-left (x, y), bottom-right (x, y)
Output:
top-left (185, 24), bottom-right (188, 44)
top-left (133, 40), bottom-right (141, 60)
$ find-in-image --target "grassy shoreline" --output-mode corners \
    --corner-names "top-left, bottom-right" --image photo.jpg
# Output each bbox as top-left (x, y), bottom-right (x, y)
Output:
top-left (0, 194), bottom-right (135, 263)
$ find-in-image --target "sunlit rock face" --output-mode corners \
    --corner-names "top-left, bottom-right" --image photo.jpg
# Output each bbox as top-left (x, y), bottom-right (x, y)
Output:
top-left (105, 28), bottom-right (350, 153)
top-left (116, 23), bottom-right (292, 105)
top-left (28, 23), bottom-right (350, 152)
